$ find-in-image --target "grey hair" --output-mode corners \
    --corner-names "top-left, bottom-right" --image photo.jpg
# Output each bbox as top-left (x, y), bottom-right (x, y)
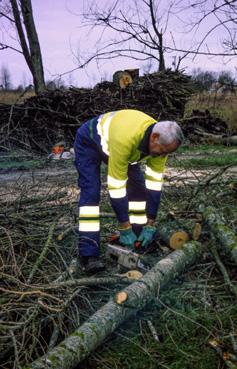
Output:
top-left (152, 121), bottom-right (184, 145)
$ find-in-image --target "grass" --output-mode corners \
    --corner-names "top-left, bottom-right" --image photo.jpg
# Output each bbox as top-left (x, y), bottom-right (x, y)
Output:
top-left (0, 158), bottom-right (46, 171)
top-left (185, 93), bottom-right (237, 132)
top-left (169, 143), bottom-right (237, 168)
top-left (170, 152), bottom-right (237, 168)
top-left (176, 143), bottom-right (237, 154)
top-left (0, 89), bottom-right (35, 104)
top-left (82, 266), bottom-right (237, 369)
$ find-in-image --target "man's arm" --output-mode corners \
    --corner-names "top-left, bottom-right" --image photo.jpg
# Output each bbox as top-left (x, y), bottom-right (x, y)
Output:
top-left (145, 155), bottom-right (167, 220)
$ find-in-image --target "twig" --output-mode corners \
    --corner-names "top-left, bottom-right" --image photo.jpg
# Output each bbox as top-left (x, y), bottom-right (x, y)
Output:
top-left (211, 246), bottom-right (237, 300)
top-left (27, 222), bottom-right (56, 284)
top-left (10, 330), bottom-right (22, 369)
top-left (147, 320), bottom-right (160, 342)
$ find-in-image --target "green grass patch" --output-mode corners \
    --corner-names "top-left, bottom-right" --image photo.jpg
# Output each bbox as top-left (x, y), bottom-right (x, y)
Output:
top-left (83, 269), bottom-right (237, 369)
top-left (0, 158), bottom-right (46, 171)
top-left (176, 143), bottom-right (236, 154)
top-left (170, 152), bottom-right (237, 168)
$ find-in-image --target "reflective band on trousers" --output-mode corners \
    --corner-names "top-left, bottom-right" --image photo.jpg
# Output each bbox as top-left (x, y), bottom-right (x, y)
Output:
top-left (107, 175), bottom-right (127, 189)
top-left (109, 187), bottom-right (126, 198)
top-left (97, 112), bottom-right (115, 156)
top-left (145, 179), bottom-right (162, 191)
top-left (79, 206), bottom-right (99, 216)
top-left (129, 214), bottom-right (147, 224)
top-left (128, 201), bottom-right (146, 211)
top-left (145, 166), bottom-right (163, 181)
top-left (79, 221), bottom-right (100, 232)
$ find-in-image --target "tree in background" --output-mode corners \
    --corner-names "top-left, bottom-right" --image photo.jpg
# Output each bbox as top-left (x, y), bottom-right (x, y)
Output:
top-left (0, 65), bottom-right (12, 89)
top-left (191, 68), bottom-right (236, 92)
top-left (177, 0), bottom-right (237, 58)
top-left (78, 0), bottom-right (189, 72)
top-left (218, 71), bottom-right (235, 87)
top-left (191, 68), bottom-right (217, 91)
top-left (0, 0), bottom-right (45, 94)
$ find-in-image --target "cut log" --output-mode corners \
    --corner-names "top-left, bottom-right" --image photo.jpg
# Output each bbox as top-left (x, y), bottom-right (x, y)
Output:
top-left (201, 206), bottom-right (237, 264)
top-left (112, 71), bottom-right (133, 89)
top-left (24, 241), bottom-right (204, 369)
top-left (158, 219), bottom-right (192, 249)
top-left (159, 216), bottom-right (202, 249)
top-left (115, 291), bottom-right (128, 304)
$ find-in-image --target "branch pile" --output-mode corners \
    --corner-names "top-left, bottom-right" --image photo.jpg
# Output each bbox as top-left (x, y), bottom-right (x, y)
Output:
top-left (0, 70), bottom-right (193, 152)
top-left (182, 109), bottom-right (237, 144)
top-left (0, 185), bottom-right (84, 368)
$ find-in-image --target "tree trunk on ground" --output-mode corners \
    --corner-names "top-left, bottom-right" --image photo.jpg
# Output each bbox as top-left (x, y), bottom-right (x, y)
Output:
top-left (25, 241), bottom-right (204, 369)
top-left (201, 206), bottom-right (237, 264)
top-left (194, 130), bottom-right (237, 146)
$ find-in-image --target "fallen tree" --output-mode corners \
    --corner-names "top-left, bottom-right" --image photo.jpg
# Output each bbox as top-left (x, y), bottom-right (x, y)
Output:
top-left (25, 240), bottom-right (205, 369)
top-left (193, 130), bottom-right (237, 146)
top-left (202, 206), bottom-right (237, 264)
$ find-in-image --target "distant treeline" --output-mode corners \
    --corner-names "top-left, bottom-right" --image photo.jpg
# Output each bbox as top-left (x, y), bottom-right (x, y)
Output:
top-left (0, 63), bottom-right (236, 93)
top-left (191, 68), bottom-right (236, 92)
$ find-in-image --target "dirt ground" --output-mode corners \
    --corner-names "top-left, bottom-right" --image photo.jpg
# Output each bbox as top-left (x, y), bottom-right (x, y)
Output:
top-left (0, 157), bottom-right (236, 196)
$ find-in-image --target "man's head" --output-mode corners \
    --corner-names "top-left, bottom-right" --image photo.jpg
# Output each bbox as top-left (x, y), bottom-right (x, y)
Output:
top-left (149, 121), bottom-right (184, 157)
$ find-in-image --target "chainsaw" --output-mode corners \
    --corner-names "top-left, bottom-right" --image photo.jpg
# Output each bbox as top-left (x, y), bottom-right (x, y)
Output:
top-left (106, 232), bottom-right (150, 272)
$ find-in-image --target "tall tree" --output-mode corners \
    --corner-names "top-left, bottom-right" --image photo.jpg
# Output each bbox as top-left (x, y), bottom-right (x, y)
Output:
top-left (0, 0), bottom-right (45, 93)
top-left (78, 0), bottom-right (185, 72)
top-left (0, 65), bottom-right (12, 89)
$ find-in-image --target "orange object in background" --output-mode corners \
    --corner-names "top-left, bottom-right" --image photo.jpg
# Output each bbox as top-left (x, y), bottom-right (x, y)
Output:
top-left (52, 145), bottom-right (64, 155)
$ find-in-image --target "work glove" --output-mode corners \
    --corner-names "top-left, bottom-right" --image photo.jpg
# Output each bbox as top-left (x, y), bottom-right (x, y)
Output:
top-left (119, 227), bottom-right (137, 248)
top-left (138, 225), bottom-right (157, 248)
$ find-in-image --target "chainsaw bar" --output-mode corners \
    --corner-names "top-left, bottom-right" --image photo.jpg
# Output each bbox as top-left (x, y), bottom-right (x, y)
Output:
top-left (106, 243), bottom-right (149, 272)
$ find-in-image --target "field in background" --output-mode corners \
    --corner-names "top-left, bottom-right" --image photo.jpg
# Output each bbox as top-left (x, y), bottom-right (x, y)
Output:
top-left (0, 89), bottom-right (35, 104)
top-left (185, 92), bottom-right (237, 132)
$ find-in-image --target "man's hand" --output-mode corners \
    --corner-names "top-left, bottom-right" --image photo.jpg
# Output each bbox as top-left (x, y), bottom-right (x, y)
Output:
top-left (138, 225), bottom-right (156, 248)
top-left (119, 227), bottom-right (137, 248)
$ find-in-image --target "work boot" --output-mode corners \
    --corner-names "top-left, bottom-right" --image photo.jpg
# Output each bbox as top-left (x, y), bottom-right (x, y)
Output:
top-left (79, 256), bottom-right (106, 274)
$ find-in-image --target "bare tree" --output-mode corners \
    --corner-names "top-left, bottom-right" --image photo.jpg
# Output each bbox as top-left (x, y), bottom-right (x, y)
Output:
top-left (77, 0), bottom-right (187, 72)
top-left (0, 65), bottom-right (12, 89)
top-left (175, 0), bottom-right (237, 57)
top-left (0, 0), bottom-right (45, 94)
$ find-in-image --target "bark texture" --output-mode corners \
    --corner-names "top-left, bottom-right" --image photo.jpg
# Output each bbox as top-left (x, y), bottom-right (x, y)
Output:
top-left (25, 241), bottom-right (204, 369)
top-left (20, 0), bottom-right (45, 93)
top-left (202, 206), bottom-right (237, 264)
top-left (10, 0), bottom-right (45, 93)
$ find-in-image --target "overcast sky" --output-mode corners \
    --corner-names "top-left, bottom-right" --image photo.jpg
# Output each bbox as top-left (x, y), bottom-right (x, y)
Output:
top-left (1, 0), bottom-right (236, 88)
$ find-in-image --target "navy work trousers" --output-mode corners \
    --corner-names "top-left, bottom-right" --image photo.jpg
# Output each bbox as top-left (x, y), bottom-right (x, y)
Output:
top-left (74, 120), bottom-right (146, 257)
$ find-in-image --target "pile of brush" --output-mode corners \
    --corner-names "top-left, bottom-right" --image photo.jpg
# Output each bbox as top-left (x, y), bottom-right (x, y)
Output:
top-left (0, 70), bottom-right (193, 152)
